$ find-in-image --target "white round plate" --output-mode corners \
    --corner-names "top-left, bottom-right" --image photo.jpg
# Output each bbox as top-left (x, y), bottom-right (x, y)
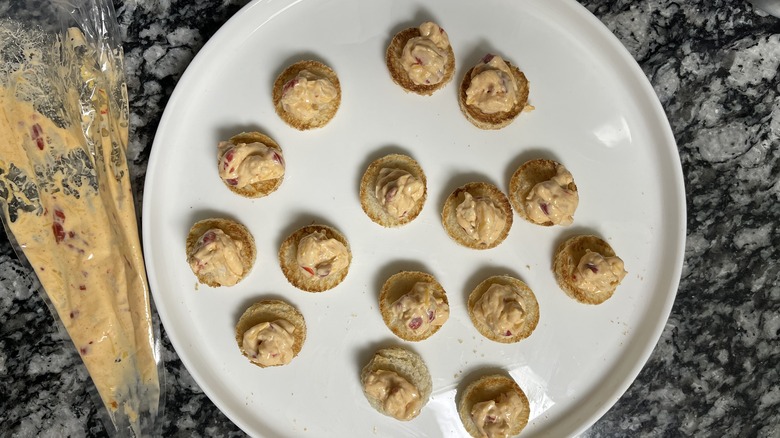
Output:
top-left (143, 0), bottom-right (685, 436)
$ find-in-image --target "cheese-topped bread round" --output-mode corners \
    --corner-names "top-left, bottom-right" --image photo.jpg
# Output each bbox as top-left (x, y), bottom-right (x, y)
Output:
top-left (458, 53), bottom-right (530, 130)
top-left (361, 346), bottom-right (432, 421)
top-left (442, 182), bottom-right (513, 250)
top-left (235, 299), bottom-right (306, 368)
top-left (360, 154), bottom-right (427, 227)
top-left (467, 275), bottom-right (539, 343)
top-left (273, 60), bottom-right (341, 130)
top-left (553, 234), bottom-right (627, 304)
top-left (279, 224), bottom-right (351, 292)
top-left (379, 271), bottom-right (449, 341)
top-left (386, 21), bottom-right (455, 95)
top-left (509, 158), bottom-right (579, 226)
top-left (217, 131), bottom-right (285, 199)
top-left (186, 218), bottom-right (256, 287)
top-left (458, 374), bottom-right (530, 438)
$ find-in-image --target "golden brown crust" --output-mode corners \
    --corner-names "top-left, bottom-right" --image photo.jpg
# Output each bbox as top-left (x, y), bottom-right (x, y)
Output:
top-left (378, 271), bottom-right (448, 341)
top-left (509, 158), bottom-right (578, 226)
top-left (553, 234), bottom-right (621, 304)
top-left (441, 182), bottom-right (513, 250)
top-left (457, 374), bottom-right (530, 438)
top-left (185, 218), bottom-right (256, 287)
top-left (458, 58), bottom-right (530, 130)
top-left (219, 131), bottom-right (284, 199)
top-left (386, 27), bottom-right (455, 95)
top-left (272, 60), bottom-right (341, 130)
top-left (278, 224), bottom-right (351, 292)
top-left (360, 346), bottom-right (432, 420)
top-left (235, 299), bottom-right (306, 368)
top-left (359, 154), bottom-right (427, 227)
top-left (467, 275), bottom-right (539, 343)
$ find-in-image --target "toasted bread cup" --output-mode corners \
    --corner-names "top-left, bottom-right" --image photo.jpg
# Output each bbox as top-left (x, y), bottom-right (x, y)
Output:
top-left (360, 154), bottom-right (427, 227)
top-left (458, 56), bottom-right (530, 130)
top-left (442, 182), bottom-right (513, 250)
top-left (235, 299), bottom-right (306, 368)
top-left (467, 275), bottom-right (539, 343)
top-left (361, 346), bottom-right (432, 420)
top-left (186, 218), bottom-right (256, 287)
top-left (457, 374), bottom-right (530, 438)
top-left (273, 60), bottom-right (341, 130)
top-left (553, 234), bottom-right (624, 304)
top-left (386, 26), bottom-right (455, 95)
top-left (509, 158), bottom-right (578, 226)
top-left (278, 224), bottom-right (351, 292)
top-left (218, 131), bottom-right (284, 199)
top-left (379, 271), bottom-right (448, 341)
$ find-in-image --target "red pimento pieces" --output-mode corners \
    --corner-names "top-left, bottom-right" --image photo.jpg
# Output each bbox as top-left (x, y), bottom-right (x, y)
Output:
top-left (283, 78), bottom-right (298, 93)
top-left (302, 266), bottom-right (315, 276)
top-left (408, 316), bottom-right (422, 330)
top-left (272, 151), bottom-right (283, 166)
top-left (540, 202), bottom-right (550, 216)
top-left (481, 53), bottom-right (495, 63)
top-left (31, 123), bottom-right (44, 150)
top-left (200, 231), bottom-right (216, 245)
top-left (52, 208), bottom-right (66, 243)
top-left (586, 263), bottom-right (599, 273)
top-left (222, 149), bottom-right (235, 170)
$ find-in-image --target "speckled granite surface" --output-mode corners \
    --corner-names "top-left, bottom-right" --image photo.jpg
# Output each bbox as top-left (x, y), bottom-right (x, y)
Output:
top-left (1, 0), bottom-right (778, 436)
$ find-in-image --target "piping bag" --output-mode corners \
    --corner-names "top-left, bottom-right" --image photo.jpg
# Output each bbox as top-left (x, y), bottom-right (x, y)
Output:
top-left (0, 1), bottom-right (162, 435)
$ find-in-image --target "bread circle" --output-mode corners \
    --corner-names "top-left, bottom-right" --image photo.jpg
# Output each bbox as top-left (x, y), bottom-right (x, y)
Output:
top-left (457, 374), bottom-right (530, 438)
top-left (272, 60), bottom-right (341, 130)
top-left (379, 271), bottom-right (448, 341)
top-left (235, 299), bottom-right (306, 368)
top-left (509, 158), bottom-right (578, 226)
top-left (359, 154), bottom-right (427, 227)
top-left (386, 26), bottom-right (455, 95)
top-left (467, 275), bottom-right (539, 343)
top-left (185, 218), bottom-right (256, 287)
top-left (458, 55), bottom-right (530, 130)
top-left (218, 131), bottom-right (284, 199)
top-left (441, 182), bottom-right (513, 250)
top-left (360, 346), bottom-right (432, 420)
top-left (278, 224), bottom-right (351, 292)
top-left (553, 234), bottom-right (624, 304)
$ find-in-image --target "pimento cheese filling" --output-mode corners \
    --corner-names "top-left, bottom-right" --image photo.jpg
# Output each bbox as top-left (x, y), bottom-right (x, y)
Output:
top-left (524, 164), bottom-right (578, 225)
top-left (375, 167), bottom-right (424, 219)
top-left (470, 391), bottom-right (526, 438)
top-left (280, 69), bottom-right (337, 121)
top-left (465, 54), bottom-right (518, 114)
top-left (363, 369), bottom-right (422, 420)
top-left (388, 282), bottom-right (449, 332)
top-left (296, 231), bottom-right (349, 278)
top-left (217, 140), bottom-right (284, 189)
top-left (456, 192), bottom-right (506, 245)
top-left (242, 320), bottom-right (296, 366)
top-left (473, 284), bottom-right (526, 338)
top-left (400, 21), bottom-right (450, 86)
top-left (572, 250), bottom-right (627, 294)
top-left (187, 228), bottom-right (244, 286)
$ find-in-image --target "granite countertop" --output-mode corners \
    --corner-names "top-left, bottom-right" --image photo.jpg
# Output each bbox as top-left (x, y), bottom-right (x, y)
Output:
top-left (1, 0), bottom-right (778, 436)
